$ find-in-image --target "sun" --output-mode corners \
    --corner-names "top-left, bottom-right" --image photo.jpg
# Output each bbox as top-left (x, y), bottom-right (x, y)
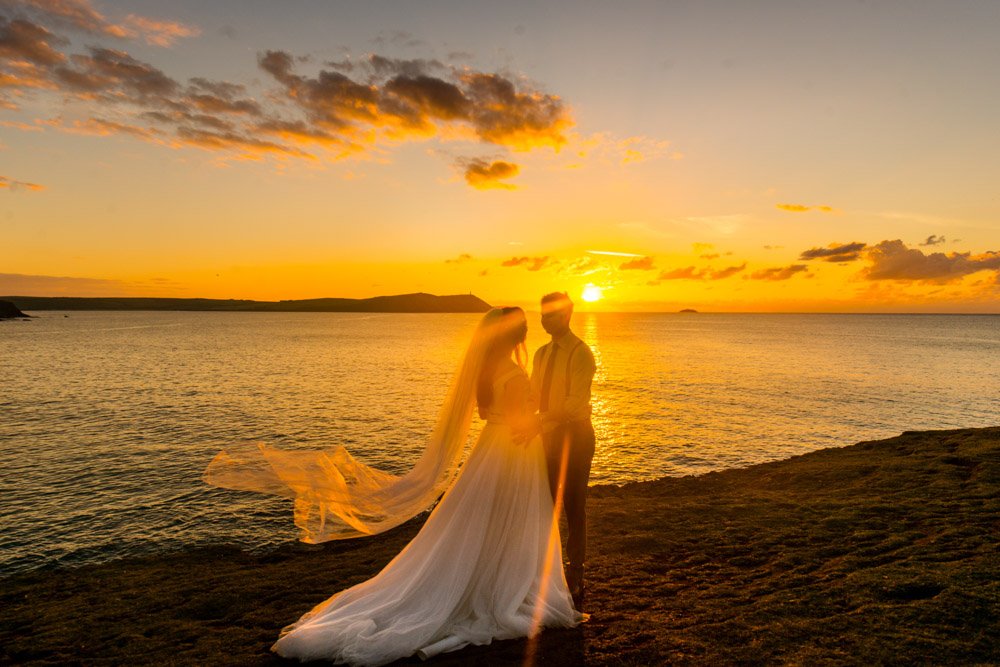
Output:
top-left (581, 284), bottom-right (603, 303)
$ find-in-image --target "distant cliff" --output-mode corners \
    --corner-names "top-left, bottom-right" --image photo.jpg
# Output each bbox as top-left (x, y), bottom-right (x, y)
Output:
top-left (1, 293), bottom-right (492, 314)
top-left (0, 299), bottom-right (30, 319)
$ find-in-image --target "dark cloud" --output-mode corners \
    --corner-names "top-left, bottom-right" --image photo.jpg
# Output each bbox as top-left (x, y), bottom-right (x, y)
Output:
top-left (445, 253), bottom-right (473, 264)
top-left (461, 72), bottom-right (568, 149)
top-left (619, 256), bottom-right (655, 271)
top-left (799, 241), bottom-right (867, 263)
top-left (0, 17), bottom-right (67, 66)
top-left (185, 78), bottom-right (261, 115)
top-left (656, 263), bottom-right (746, 280)
top-left (749, 265), bottom-right (809, 280)
top-left (502, 256), bottom-right (549, 271)
top-left (863, 240), bottom-right (1000, 283)
top-left (259, 51), bottom-right (569, 151)
top-left (461, 158), bottom-right (519, 190)
top-left (368, 55), bottom-right (444, 79)
top-left (2, 10), bottom-right (569, 177)
top-left (56, 47), bottom-right (180, 100)
top-left (919, 234), bottom-right (947, 246)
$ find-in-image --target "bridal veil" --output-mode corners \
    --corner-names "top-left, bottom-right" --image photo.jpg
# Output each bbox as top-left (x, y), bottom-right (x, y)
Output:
top-left (203, 309), bottom-right (504, 542)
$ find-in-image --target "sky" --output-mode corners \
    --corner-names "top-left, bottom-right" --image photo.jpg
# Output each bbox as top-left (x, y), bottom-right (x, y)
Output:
top-left (2, 0), bottom-right (999, 312)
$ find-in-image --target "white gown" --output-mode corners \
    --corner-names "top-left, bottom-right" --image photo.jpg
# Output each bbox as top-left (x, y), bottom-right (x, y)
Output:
top-left (271, 365), bottom-right (581, 665)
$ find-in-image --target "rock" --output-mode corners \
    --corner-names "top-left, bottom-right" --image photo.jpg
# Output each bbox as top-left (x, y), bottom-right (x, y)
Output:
top-left (0, 300), bottom-right (30, 319)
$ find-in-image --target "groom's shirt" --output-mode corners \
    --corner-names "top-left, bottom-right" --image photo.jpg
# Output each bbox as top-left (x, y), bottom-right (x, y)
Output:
top-left (530, 330), bottom-right (596, 432)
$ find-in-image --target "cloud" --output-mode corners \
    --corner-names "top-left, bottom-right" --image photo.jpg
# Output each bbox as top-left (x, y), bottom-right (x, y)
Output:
top-left (587, 249), bottom-right (643, 257)
top-left (459, 158), bottom-right (519, 190)
top-left (2, 10), bottom-right (569, 173)
top-left (6, 0), bottom-right (198, 46)
top-left (118, 14), bottom-right (200, 47)
top-left (699, 253), bottom-right (720, 260)
top-left (562, 256), bottom-right (601, 276)
top-left (799, 241), bottom-right (867, 263)
top-left (445, 253), bottom-right (473, 264)
top-left (776, 203), bottom-right (836, 213)
top-left (862, 240), bottom-right (1000, 283)
top-left (62, 117), bottom-right (161, 140)
top-left (258, 51), bottom-right (570, 151)
top-left (568, 132), bottom-right (679, 167)
top-left (619, 256), bottom-right (655, 271)
top-left (656, 263), bottom-right (746, 281)
top-left (0, 175), bottom-right (44, 191)
top-left (0, 16), bottom-right (67, 66)
top-left (501, 256), bottom-right (549, 271)
top-left (0, 272), bottom-right (128, 295)
top-left (919, 234), bottom-right (947, 246)
top-left (749, 264), bottom-right (810, 280)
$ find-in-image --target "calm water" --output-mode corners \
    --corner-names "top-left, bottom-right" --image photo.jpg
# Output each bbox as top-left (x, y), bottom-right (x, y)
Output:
top-left (1, 311), bottom-right (997, 575)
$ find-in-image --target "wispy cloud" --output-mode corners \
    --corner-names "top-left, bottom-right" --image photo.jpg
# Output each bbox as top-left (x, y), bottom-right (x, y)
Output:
top-left (655, 263), bottom-right (746, 281)
top-left (587, 250), bottom-right (643, 257)
top-left (501, 256), bottom-right (550, 271)
top-left (0, 175), bottom-right (44, 191)
top-left (749, 264), bottom-right (810, 280)
top-left (444, 253), bottom-right (473, 264)
top-left (5, 0), bottom-right (199, 46)
top-left (618, 256), bottom-right (655, 271)
top-left (0, 272), bottom-right (128, 295)
top-left (919, 234), bottom-right (947, 246)
top-left (776, 203), bottom-right (836, 213)
top-left (799, 241), bottom-right (867, 263)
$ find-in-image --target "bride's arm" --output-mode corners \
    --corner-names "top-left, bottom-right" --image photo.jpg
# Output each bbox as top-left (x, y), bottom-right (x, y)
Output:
top-left (502, 374), bottom-right (542, 445)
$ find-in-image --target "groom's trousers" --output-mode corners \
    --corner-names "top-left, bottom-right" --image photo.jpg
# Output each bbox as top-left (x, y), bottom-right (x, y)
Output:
top-left (543, 419), bottom-right (596, 575)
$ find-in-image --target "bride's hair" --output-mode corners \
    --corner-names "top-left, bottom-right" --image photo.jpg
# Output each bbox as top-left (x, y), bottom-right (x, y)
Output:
top-left (476, 307), bottom-right (527, 419)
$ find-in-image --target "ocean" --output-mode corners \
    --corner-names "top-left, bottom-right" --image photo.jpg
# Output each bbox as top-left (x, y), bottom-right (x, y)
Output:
top-left (1, 311), bottom-right (997, 575)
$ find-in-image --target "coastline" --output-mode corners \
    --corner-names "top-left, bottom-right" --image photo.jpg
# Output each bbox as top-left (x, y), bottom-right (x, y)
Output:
top-left (2, 427), bottom-right (997, 665)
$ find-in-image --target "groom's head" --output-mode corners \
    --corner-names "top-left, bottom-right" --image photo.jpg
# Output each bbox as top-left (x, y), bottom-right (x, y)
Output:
top-left (540, 292), bottom-right (573, 337)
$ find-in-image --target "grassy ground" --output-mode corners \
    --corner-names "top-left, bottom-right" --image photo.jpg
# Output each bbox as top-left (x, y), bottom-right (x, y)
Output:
top-left (2, 427), bottom-right (998, 665)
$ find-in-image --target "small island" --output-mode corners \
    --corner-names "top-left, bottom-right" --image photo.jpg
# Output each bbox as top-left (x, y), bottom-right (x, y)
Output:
top-left (679, 308), bottom-right (699, 313)
top-left (0, 299), bottom-right (30, 320)
top-left (0, 293), bottom-right (492, 314)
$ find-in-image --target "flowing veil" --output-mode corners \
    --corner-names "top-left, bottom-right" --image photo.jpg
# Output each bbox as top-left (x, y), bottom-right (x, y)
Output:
top-left (203, 309), bottom-right (504, 542)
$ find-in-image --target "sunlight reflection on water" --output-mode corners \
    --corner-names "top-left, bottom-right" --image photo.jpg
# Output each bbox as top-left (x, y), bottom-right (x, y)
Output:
top-left (1, 311), bottom-right (997, 574)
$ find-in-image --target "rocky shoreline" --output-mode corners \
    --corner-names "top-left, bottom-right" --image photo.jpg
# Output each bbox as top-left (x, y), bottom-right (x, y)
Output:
top-left (2, 427), bottom-right (997, 665)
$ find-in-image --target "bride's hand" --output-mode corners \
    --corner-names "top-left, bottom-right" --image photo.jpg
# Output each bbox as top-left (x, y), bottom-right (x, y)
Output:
top-left (512, 418), bottom-right (541, 446)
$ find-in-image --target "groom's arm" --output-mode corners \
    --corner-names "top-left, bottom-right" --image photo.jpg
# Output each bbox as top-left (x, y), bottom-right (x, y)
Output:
top-left (529, 344), bottom-right (545, 408)
top-left (556, 344), bottom-right (596, 422)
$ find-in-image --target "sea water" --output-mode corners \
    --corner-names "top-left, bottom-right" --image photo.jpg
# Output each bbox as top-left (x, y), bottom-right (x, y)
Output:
top-left (1, 311), bottom-right (997, 574)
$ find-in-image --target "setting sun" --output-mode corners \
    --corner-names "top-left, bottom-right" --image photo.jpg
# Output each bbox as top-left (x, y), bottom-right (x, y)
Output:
top-left (581, 285), bottom-right (604, 303)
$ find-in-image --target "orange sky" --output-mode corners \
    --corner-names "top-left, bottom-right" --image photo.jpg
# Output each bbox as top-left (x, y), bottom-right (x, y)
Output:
top-left (2, 1), bottom-right (999, 312)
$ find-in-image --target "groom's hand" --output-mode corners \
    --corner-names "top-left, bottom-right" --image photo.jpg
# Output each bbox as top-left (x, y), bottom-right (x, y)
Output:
top-left (512, 419), bottom-right (541, 446)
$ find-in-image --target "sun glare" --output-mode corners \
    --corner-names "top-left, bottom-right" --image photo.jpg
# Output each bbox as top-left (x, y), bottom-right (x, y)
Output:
top-left (581, 284), bottom-right (603, 302)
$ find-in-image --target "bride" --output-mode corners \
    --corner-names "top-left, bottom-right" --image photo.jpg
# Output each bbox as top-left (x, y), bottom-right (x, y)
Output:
top-left (204, 306), bottom-right (582, 664)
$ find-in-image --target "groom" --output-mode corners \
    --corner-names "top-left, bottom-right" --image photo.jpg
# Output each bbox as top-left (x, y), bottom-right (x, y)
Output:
top-left (530, 292), bottom-right (597, 609)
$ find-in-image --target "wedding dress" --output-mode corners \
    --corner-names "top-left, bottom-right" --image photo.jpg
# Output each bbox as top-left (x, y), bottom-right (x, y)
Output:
top-left (204, 310), bottom-right (580, 665)
top-left (272, 364), bottom-right (579, 664)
